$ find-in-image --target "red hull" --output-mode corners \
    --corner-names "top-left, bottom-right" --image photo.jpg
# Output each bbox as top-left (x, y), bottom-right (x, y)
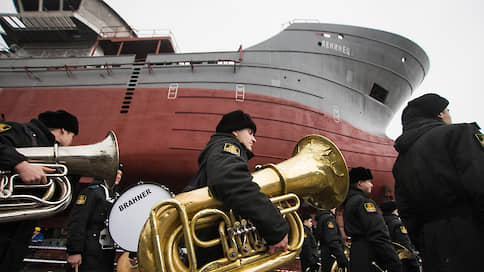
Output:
top-left (0, 86), bottom-right (396, 201)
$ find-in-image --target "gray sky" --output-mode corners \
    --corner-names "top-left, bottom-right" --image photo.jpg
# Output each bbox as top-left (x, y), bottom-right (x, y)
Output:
top-left (1, 0), bottom-right (483, 139)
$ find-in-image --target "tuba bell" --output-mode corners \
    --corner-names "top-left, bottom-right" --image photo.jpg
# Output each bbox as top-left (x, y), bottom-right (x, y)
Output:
top-left (137, 134), bottom-right (349, 272)
top-left (0, 131), bottom-right (119, 223)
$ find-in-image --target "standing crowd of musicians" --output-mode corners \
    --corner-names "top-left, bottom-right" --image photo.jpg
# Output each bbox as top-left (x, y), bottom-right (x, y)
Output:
top-left (1, 92), bottom-right (484, 272)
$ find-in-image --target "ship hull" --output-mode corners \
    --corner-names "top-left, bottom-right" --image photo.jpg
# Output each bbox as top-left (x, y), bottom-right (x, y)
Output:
top-left (0, 86), bottom-right (396, 199)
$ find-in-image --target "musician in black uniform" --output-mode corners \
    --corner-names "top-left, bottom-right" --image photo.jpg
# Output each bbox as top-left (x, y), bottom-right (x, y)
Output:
top-left (316, 208), bottom-right (348, 272)
top-left (66, 168), bottom-right (123, 272)
top-left (380, 201), bottom-right (419, 272)
top-left (67, 164), bottom-right (123, 272)
top-left (343, 167), bottom-right (401, 272)
top-left (193, 110), bottom-right (289, 265)
top-left (300, 213), bottom-right (319, 272)
top-left (0, 110), bottom-right (79, 272)
top-left (393, 93), bottom-right (484, 272)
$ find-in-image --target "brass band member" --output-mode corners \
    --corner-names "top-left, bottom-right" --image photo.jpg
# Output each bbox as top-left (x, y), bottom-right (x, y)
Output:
top-left (343, 167), bottom-right (401, 272)
top-left (66, 167), bottom-right (123, 272)
top-left (393, 93), bottom-right (484, 272)
top-left (380, 201), bottom-right (419, 272)
top-left (300, 213), bottom-right (319, 272)
top-left (0, 110), bottom-right (79, 272)
top-left (190, 110), bottom-right (289, 265)
top-left (316, 208), bottom-right (348, 272)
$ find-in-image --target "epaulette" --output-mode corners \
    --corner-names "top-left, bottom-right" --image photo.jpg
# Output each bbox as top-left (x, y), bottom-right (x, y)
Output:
top-left (363, 202), bottom-right (377, 213)
top-left (0, 123), bottom-right (12, 133)
top-left (223, 143), bottom-right (240, 156)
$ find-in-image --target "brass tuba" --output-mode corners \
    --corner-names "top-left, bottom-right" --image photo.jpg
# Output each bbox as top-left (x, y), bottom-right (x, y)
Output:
top-left (0, 131), bottom-right (119, 223)
top-left (137, 134), bottom-right (349, 272)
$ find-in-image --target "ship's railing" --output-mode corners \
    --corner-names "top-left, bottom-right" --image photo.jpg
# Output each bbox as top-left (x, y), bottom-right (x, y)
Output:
top-left (0, 50), bottom-right (243, 72)
top-left (0, 49), bottom-right (246, 78)
top-left (24, 245), bottom-right (124, 269)
top-left (98, 26), bottom-right (180, 53)
top-left (281, 18), bottom-right (320, 29)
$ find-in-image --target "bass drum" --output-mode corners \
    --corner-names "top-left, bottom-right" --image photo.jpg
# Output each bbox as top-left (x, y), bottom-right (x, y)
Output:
top-left (109, 182), bottom-right (173, 252)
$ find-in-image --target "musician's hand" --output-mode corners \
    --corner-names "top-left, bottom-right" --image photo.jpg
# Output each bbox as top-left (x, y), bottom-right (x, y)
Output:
top-left (268, 234), bottom-right (288, 254)
top-left (14, 161), bottom-right (55, 184)
top-left (67, 254), bottom-right (82, 267)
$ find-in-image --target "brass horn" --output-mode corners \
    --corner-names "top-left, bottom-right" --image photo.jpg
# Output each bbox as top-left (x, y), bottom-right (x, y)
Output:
top-left (137, 134), bottom-right (349, 272)
top-left (0, 131), bottom-right (119, 223)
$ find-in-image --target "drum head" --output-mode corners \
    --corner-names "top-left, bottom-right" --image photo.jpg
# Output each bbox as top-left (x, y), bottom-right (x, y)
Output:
top-left (109, 183), bottom-right (172, 251)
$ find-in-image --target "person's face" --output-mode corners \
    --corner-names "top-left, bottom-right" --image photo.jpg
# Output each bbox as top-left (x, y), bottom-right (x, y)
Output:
top-left (115, 170), bottom-right (123, 185)
top-left (357, 179), bottom-right (373, 195)
top-left (51, 128), bottom-right (75, 146)
top-left (438, 108), bottom-right (452, 125)
top-left (304, 218), bottom-right (313, 228)
top-left (232, 128), bottom-right (256, 151)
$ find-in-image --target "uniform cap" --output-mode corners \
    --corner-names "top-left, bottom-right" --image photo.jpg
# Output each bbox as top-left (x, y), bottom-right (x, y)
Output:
top-left (380, 200), bottom-right (397, 215)
top-left (216, 110), bottom-right (256, 134)
top-left (349, 167), bottom-right (373, 184)
top-left (38, 110), bottom-right (79, 135)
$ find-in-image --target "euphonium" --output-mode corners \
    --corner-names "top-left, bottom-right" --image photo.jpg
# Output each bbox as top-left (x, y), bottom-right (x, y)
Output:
top-left (0, 131), bottom-right (119, 223)
top-left (138, 134), bottom-right (349, 272)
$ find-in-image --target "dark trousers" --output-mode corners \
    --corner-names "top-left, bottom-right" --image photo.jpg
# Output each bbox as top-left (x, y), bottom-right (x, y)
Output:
top-left (0, 220), bottom-right (35, 272)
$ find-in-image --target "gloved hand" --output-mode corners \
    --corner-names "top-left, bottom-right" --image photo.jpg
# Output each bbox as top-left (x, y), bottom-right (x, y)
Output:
top-left (336, 255), bottom-right (349, 269)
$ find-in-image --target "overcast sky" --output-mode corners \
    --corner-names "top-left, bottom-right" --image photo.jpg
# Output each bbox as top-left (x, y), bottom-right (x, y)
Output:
top-left (1, 0), bottom-right (483, 139)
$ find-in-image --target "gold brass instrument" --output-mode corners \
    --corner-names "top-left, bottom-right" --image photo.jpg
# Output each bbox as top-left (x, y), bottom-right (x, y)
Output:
top-left (392, 242), bottom-right (414, 260)
top-left (330, 244), bottom-right (350, 272)
top-left (0, 131), bottom-right (119, 223)
top-left (138, 134), bottom-right (349, 272)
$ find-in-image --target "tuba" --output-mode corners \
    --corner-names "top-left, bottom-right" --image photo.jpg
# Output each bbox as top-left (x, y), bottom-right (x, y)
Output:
top-left (0, 131), bottom-right (119, 223)
top-left (137, 134), bottom-right (349, 272)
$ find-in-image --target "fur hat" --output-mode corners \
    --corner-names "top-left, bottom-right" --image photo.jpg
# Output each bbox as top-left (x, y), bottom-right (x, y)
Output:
top-left (402, 93), bottom-right (449, 125)
top-left (216, 110), bottom-right (256, 134)
top-left (38, 110), bottom-right (79, 135)
top-left (349, 167), bottom-right (373, 184)
top-left (380, 200), bottom-right (397, 215)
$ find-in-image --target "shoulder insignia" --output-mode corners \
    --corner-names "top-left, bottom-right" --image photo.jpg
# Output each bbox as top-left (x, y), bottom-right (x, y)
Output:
top-left (304, 233), bottom-right (307, 238)
top-left (400, 225), bottom-right (408, 234)
top-left (327, 221), bottom-right (335, 229)
top-left (364, 202), bottom-right (377, 213)
top-left (0, 124), bottom-right (12, 133)
top-left (475, 133), bottom-right (484, 149)
top-left (223, 143), bottom-right (240, 156)
top-left (76, 195), bottom-right (87, 205)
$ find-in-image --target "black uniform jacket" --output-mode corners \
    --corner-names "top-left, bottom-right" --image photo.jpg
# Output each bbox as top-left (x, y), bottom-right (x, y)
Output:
top-left (300, 225), bottom-right (318, 270)
top-left (0, 119), bottom-right (55, 271)
top-left (197, 133), bottom-right (289, 245)
top-left (0, 119), bottom-right (55, 170)
top-left (343, 188), bottom-right (401, 272)
top-left (382, 214), bottom-right (414, 252)
top-left (316, 210), bottom-right (346, 269)
top-left (393, 118), bottom-right (484, 271)
top-left (67, 180), bottom-right (114, 271)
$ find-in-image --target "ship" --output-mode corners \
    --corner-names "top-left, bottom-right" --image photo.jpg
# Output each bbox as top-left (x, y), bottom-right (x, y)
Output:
top-left (0, 0), bottom-right (429, 270)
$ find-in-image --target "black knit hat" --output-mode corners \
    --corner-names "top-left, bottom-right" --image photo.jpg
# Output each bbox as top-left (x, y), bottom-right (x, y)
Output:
top-left (301, 212), bottom-right (312, 221)
top-left (349, 167), bottom-right (373, 184)
top-left (216, 110), bottom-right (256, 134)
top-left (38, 110), bottom-right (79, 135)
top-left (402, 93), bottom-right (449, 125)
top-left (380, 200), bottom-right (397, 215)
